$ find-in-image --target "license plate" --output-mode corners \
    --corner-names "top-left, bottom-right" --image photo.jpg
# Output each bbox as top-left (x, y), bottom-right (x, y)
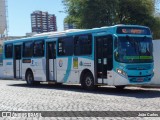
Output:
top-left (137, 78), bottom-right (144, 82)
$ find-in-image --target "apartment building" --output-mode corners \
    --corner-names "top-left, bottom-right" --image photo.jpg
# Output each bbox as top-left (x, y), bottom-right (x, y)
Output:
top-left (31, 11), bottom-right (57, 33)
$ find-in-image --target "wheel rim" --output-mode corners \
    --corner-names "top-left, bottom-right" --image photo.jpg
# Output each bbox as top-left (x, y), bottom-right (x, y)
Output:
top-left (27, 73), bottom-right (33, 84)
top-left (85, 76), bottom-right (92, 87)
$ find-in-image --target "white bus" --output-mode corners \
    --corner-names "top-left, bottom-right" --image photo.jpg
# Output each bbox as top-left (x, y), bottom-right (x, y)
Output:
top-left (2, 25), bottom-right (154, 89)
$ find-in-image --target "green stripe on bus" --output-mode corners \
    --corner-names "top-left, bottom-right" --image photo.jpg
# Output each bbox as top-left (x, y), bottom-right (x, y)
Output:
top-left (124, 56), bottom-right (153, 59)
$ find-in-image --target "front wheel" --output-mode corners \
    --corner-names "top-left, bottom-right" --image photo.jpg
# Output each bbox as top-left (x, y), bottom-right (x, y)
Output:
top-left (81, 72), bottom-right (95, 90)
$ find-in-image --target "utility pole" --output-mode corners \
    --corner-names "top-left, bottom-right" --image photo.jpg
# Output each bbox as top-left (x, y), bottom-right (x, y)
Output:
top-left (0, 0), bottom-right (8, 40)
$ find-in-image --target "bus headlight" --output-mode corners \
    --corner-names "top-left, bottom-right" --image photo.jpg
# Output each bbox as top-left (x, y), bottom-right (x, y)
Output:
top-left (117, 69), bottom-right (127, 77)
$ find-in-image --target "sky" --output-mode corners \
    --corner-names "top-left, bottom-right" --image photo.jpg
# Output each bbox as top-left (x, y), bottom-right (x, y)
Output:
top-left (7, 0), bottom-right (67, 36)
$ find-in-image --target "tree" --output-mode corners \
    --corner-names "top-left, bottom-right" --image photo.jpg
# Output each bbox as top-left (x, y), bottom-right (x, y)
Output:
top-left (118, 0), bottom-right (154, 24)
top-left (63, 0), bottom-right (160, 39)
top-left (151, 17), bottom-right (160, 39)
top-left (63, 0), bottom-right (119, 28)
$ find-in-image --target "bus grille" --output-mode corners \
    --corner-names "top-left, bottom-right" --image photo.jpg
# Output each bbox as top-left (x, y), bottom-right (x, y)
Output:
top-left (126, 65), bottom-right (152, 70)
top-left (129, 75), bottom-right (152, 83)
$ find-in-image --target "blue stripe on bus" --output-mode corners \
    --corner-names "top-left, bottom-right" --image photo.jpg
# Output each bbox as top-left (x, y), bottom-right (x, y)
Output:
top-left (63, 57), bottom-right (72, 83)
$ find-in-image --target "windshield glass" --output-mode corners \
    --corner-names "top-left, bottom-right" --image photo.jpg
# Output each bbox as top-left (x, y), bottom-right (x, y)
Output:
top-left (115, 36), bottom-right (153, 63)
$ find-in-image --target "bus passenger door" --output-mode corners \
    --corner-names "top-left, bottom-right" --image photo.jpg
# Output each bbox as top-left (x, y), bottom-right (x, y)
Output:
top-left (95, 35), bottom-right (113, 84)
top-left (46, 42), bottom-right (56, 81)
top-left (13, 45), bottom-right (22, 79)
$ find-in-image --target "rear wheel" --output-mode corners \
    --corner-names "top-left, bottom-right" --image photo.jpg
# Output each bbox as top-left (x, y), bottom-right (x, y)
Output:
top-left (34, 81), bottom-right (40, 85)
top-left (81, 72), bottom-right (95, 90)
top-left (26, 71), bottom-right (36, 86)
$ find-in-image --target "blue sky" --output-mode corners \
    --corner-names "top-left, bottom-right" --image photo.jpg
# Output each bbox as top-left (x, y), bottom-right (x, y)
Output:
top-left (8, 0), bottom-right (66, 36)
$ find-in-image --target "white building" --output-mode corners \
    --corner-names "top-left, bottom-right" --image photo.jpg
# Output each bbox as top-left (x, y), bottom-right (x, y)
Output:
top-left (64, 23), bottom-right (76, 30)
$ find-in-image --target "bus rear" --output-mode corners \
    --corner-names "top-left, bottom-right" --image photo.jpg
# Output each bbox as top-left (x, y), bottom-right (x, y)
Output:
top-left (113, 25), bottom-right (154, 87)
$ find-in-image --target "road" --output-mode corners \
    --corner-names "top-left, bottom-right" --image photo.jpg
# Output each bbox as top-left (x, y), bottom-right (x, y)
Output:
top-left (0, 79), bottom-right (160, 120)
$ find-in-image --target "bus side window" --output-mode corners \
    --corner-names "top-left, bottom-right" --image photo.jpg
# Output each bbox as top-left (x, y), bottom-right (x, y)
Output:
top-left (33, 40), bottom-right (44, 57)
top-left (58, 36), bottom-right (74, 56)
top-left (74, 34), bottom-right (92, 56)
top-left (23, 41), bottom-right (33, 58)
top-left (58, 39), bottom-right (65, 56)
top-left (5, 44), bottom-right (13, 58)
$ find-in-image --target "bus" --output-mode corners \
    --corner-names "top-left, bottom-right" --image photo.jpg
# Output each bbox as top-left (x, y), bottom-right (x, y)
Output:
top-left (2, 25), bottom-right (154, 89)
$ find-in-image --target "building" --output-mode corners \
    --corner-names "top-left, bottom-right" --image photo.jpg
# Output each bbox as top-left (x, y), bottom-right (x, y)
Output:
top-left (26, 32), bottom-right (37, 37)
top-left (0, 0), bottom-right (7, 38)
top-left (64, 22), bottom-right (76, 30)
top-left (31, 11), bottom-right (57, 33)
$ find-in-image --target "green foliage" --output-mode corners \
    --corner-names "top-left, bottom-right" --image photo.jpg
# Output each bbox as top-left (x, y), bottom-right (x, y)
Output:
top-left (118, 0), bottom-right (154, 24)
top-left (151, 17), bottom-right (160, 39)
top-left (63, 0), bottom-right (160, 39)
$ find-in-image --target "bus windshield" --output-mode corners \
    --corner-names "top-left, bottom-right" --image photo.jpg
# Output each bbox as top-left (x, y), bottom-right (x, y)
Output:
top-left (115, 36), bottom-right (153, 63)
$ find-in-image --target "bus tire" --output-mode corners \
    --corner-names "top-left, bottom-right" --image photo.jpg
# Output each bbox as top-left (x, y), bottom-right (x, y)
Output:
top-left (81, 72), bottom-right (95, 90)
top-left (26, 71), bottom-right (35, 86)
top-left (34, 81), bottom-right (40, 85)
top-left (115, 85), bottom-right (125, 90)
top-left (55, 83), bottom-right (62, 86)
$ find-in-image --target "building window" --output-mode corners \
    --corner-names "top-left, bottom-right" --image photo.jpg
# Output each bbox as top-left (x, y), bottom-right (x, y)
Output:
top-left (58, 36), bottom-right (74, 56)
top-left (23, 41), bottom-right (33, 57)
top-left (33, 40), bottom-right (44, 57)
top-left (74, 34), bottom-right (92, 55)
top-left (5, 44), bottom-right (13, 58)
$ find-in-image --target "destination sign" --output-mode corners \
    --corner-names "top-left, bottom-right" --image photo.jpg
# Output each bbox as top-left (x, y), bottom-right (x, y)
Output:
top-left (117, 27), bottom-right (151, 35)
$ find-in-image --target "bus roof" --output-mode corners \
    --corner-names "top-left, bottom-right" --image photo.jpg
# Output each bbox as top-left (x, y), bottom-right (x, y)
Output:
top-left (33, 29), bottom-right (86, 37)
top-left (3, 24), bottom-right (150, 44)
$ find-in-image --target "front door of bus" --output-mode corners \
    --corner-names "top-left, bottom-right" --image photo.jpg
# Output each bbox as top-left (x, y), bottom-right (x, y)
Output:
top-left (13, 45), bottom-right (22, 79)
top-left (46, 42), bottom-right (56, 81)
top-left (95, 35), bottom-right (113, 83)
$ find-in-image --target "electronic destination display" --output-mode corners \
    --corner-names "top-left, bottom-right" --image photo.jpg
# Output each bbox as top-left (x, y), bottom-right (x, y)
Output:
top-left (117, 27), bottom-right (151, 35)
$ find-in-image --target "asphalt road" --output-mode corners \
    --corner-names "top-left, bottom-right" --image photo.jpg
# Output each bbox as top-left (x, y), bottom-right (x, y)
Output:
top-left (0, 79), bottom-right (160, 120)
